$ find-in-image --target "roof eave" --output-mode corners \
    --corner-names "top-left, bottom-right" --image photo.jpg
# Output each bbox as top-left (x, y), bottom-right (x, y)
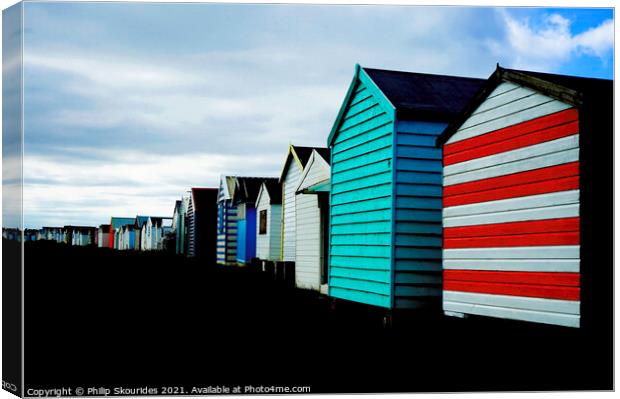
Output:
top-left (327, 65), bottom-right (396, 147)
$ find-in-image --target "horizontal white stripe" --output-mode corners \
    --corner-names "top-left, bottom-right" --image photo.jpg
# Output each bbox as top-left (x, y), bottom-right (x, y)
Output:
top-left (443, 259), bottom-right (580, 272)
top-left (447, 100), bottom-right (571, 144)
top-left (444, 245), bottom-right (580, 259)
top-left (460, 93), bottom-right (554, 131)
top-left (443, 300), bottom-right (580, 328)
top-left (444, 291), bottom-right (580, 315)
top-left (473, 85), bottom-right (536, 114)
top-left (444, 148), bottom-right (579, 186)
top-left (443, 203), bottom-right (579, 227)
top-left (443, 190), bottom-right (579, 218)
top-left (486, 81), bottom-right (520, 98)
top-left (445, 135), bottom-right (579, 177)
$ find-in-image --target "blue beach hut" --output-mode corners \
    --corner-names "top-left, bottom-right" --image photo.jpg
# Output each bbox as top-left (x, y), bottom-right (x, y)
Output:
top-left (326, 65), bottom-right (484, 311)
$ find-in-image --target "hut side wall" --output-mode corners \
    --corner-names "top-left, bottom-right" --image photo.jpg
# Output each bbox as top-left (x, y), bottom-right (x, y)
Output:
top-left (442, 81), bottom-right (579, 328)
top-left (393, 120), bottom-right (445, 309)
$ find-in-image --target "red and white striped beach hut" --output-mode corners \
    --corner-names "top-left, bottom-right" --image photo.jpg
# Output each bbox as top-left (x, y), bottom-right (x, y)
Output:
top-left (436, 66), bottom-right (612, 328)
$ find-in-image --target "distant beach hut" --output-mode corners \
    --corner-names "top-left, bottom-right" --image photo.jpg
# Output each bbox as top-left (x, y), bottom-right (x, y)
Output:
top-left (109, 217), bottom-right (135, 249)
top-left (217, 176), bottom-right (239, 265)
top-left (295, 148), bottom-right (331, 293)
top-left (232, 177), bottom-right (275, 265)
top-left (255, 179), bottom-right (283, 263)
top-left (278, 145), bottom-right (329, 283)
top-left (98, 224), bottom-right (110, 248)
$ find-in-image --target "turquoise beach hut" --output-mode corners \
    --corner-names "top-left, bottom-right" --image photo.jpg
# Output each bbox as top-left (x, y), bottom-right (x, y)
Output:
top-left (327, 65), bottom-right (484, 311)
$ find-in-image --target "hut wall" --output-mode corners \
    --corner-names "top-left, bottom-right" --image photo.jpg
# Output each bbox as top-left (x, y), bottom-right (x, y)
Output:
top-left (442, 81), bottom-right (580, 328)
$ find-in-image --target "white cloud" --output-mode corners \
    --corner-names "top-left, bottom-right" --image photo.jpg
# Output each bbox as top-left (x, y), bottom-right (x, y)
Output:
top-left (490, 10), bottom-right (613, 70)
top-left (23, 149), bottom-right (283, 227)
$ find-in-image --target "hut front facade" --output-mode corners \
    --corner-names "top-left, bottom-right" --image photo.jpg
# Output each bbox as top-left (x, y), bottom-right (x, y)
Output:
top-left (98, 225), bottom-right (110, 248)
top-left (436, 67), bottom-right (612, 328)
top-left (217, 176), bottom-right (238, 264)
top-left (295, 148), bottom-right (331, 292)
top-left (326, 65), bottom-right (484, 309)
top-left (255, 180), bottom-right (283, 262)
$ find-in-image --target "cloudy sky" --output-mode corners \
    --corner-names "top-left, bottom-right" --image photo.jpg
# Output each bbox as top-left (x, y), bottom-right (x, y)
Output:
top-left (18, 2), bottom-right (613, 228)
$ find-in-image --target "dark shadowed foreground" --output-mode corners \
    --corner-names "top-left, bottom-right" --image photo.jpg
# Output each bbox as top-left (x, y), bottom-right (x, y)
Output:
top-left (23, 241), bottom-right (611, 393)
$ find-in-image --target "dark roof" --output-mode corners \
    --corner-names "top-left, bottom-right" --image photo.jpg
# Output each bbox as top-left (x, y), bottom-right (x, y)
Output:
top-left (99, 224), bottom-right (110, 229)
top-left (233, 177), bottom-right (275, 204)
top-left (291, 145), bottom-right (314, 167)
top-left (280, 145), bottom-right (330, 181)
top-left (363, 67), bottom-right (486, 120)
top-left (191, 188), bottom-right (218, 212)
top-left (314, 148), bottom-right (331, 164)
top-left (436, 65), bottom-right (613, 146)
top-left (135, 215), bottom-right (149, 228)
top-left (262, 179), bottom-right (282, 204)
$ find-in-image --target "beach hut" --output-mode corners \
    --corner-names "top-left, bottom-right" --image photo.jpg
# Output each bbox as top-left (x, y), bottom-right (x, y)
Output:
top-left (143, 216), bottom-right (173, 251)
top-left (217, 176), bottom-right (239, 265)
top-left (24, 229), bottom-right (38, 242)
top-left (134, 215), bottom-right (149, 250)
top-left (255, 180), bottom-right (283, 263)
top-left (278, 145), bottom-right (325, 273)
top-left (186, 188), bottom-right (218, 260)
top-left (109, 217), bottom-right (135, 249)
top-left (39, 227), bottom-right (62, 241)
top-left (70, 227), bottom-right (96, 246)
top-left (121, 225), bottom-right (136, 250)
top-left (174, 194), bottom-right (191, 255)
top-left (98, 224), bottom-right (110, 248)
top-left (326, 65), bottom-right (484, 311)
top-left (435, 66), bottom-right (612, 328)
top-left (232, 177), bottom-right (274, 265)
top-left (295, 148), bottom-right (331, 292)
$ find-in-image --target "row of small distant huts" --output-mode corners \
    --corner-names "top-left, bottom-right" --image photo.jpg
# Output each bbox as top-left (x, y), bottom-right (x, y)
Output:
top-left (12, 64), bottom-right (611, 330)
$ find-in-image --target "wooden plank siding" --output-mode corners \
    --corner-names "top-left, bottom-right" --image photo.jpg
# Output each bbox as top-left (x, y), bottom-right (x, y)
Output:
top-left (295, 152), bottom-right (330, 291)
top-left (442, 80), bottom-right (581, 328)
top-left (216, 200), bottom-right (238, 265)
top-left (393, 120), bottom-right (445, 308)
top-left (282, 163), bottom-right (302, 262)
top-left (328, 77), bottom-right (395, 308)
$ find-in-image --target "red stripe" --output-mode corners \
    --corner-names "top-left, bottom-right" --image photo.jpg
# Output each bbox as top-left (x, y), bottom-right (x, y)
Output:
top-left (444, 270), bottom-right (580, 286)
top-left (443, 281), bottom-right (580, 300)
top-left (444, 108), bottom-right (578, 156)
top-left (444, 176), bottom-right (579, 207)
top-left (444, 231), bottom-right (580, 248)
top-left (445, 121), bottom-right (578, 165)
top-left (444, 162), bottom-right (579, 197)
top-left (444, 217), bottom-right (580, 239)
